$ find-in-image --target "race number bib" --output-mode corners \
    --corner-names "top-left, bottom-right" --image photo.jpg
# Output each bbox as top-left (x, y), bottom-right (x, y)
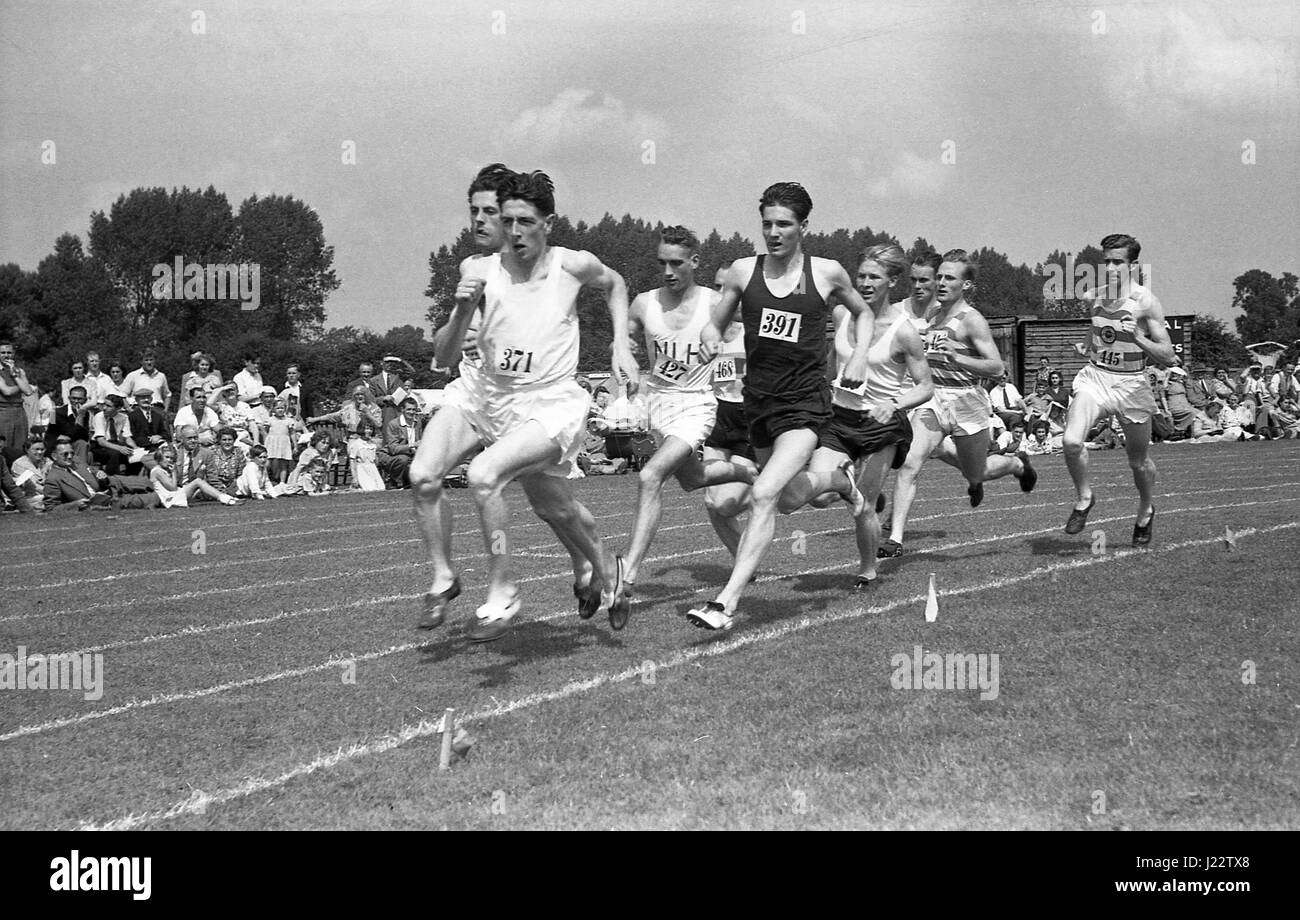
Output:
top-left (758, 308), bottom-right (801, 343)
top-left (653, 357), bottom-right (690, 384)
top-left (924, 330), bottom-right (949, 354)
top-left (495, 346), bottom-right (535, 378)
top-left (1096, 350), bottom-right (1123, 368)
top-left (462, 344), bottom-right (482, 367)
top-left (712, 356), bottom-right (744, 383)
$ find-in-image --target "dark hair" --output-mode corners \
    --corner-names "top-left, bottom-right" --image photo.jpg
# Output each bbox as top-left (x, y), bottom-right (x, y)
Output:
top-left (311, 431), bottom-right (331, 448)
top-left (68, 385), bottom-right (87, 399)
top-left (400, 397), bottom-right (420, 410)
top-left (660, 225), bottom-right (700, 252)
top-left (758, 181), bottom-right (813, 221)
top-left (355, 418), bottom-right (378, 438)
top-left (500, 170), bottom-right (556, 216)
top-left (23, 436), bottom-right (43, 452)
top-left (941, 248), bottom-right (977, 283)
top-left (1032, 421), bottom-right (1049, 435)
top-left (103, 394), bottom-right (125, 408)
top-left (911, 251), bottom-right (942, 273)
top-left (468, 163), bottom-right (515, 199)
top-left (248, 444), bottom-right (268, 458)
top-left (217, 426), bottom-right (237, 442)
top-left (1100, 233), bottom-right (1141, 261)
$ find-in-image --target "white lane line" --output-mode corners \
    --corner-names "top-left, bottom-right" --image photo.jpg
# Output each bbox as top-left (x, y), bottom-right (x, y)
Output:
top-left (74, 519), bottom-right (1300, 831)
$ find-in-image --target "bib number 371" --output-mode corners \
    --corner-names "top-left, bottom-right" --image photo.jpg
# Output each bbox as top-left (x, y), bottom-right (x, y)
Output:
top-left (497, 346), bottom-right (534, 377)
top-left (758, 308), bottom-right (801, 343)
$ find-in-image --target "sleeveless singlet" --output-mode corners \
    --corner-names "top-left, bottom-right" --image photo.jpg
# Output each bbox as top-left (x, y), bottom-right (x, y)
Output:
top-left (711, 324), bottom-right (747, 404)
top-left (642, 286), bottom-right (716, 394)
top-left (922, 305), bottom-right (981, 389)
top-left (832, 312), bottom-right (910, 411)
top-left (1089, 284), bottom-right (1149, 375)
top-left (458, 254), bottom-right (498, 377)
top-left (479, 247), bottom-right (583, 390)
top-left (741, 254), bottom-right (829, 399)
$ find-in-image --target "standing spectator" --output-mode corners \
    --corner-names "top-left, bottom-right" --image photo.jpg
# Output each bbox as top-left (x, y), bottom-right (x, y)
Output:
top-left (1160, 365), bottom-right (1208, 439)
top-left (0, 341), bottom-right (34, 463)
top-left (1034, 357), bottom-right (1054, 389)
top-left (26, 384), bottom-right (55, 439)
top-left (105, 362), bottom-right (128, 399)
top-left (173, 386), bottom-right (221, 446)
top-left (10, 437), bottom-right (51, 499)
top-left (262, 399), bottom-right (298, 485)
top-left (247, 386), bottom-right (279, 443)
top-left (89, 394), bottom-right (141, 476)
top-left (345, 361), bottom-right (377, 402)
top-left (346, 417), bottom-right (385, 491)
top-left (377, 397), bottom-right (423, 488)
top-left (231, 353), bottom-right (264, 406)
top-left (208, 428), bottom-right (247, 495)
top-left (988, 372), bottom-right (1026, 430)
top-left (120, 351), bottom-right (171, 411)
top-left (179, 352), bottom-right (223, 402)
top-left (44, 385), bottom-right (92, 464)
top-left (279, 364), bottom-right (314, 420)
top-left (82, 351), bottom-right (111, 404)
top-left (60, 358), bottom-right (91, 405)
top-left (126, 387), bottom-right (172, 450)
top-left (370, 355), bottom-right (406, 428)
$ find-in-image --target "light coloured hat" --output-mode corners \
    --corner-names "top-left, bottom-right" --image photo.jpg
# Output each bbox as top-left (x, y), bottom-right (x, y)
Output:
top-left (133, 386), bottom-right (154, 397)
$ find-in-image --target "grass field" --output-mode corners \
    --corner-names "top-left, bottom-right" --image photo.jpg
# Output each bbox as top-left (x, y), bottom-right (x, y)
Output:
top-left (1, 439), bottom-right (1297, 830)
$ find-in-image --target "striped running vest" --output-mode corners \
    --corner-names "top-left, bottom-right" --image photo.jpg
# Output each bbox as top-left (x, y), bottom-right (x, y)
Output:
top-left (642, 285), bottom-right (716, 394)
top-left (1089, 284), bottom-right (1149, 374)
top-left (922, 305), bottom-right (980, 389)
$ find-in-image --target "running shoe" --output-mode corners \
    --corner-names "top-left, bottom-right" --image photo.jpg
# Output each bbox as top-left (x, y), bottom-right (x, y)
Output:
top-left (685, 601), bottom-right (734, 631)
top-left (967, 481), bottom-right (984, 507)
top-left (839, 459), bottom-right (866, 516)
top-left (417, 577), bottom-right (462, 630)
top-left (876, 539), bottom-right (903, 558)
top-left (607, 555), bottom-right (632, 631)
top-left (852, 575), bottom-right (877, 591)
top-left (573, 577), bottom-right (600, 620)
top-left (1132, 507), bottom-right (1155, 547)
top-left (1064, 494), bottom-right (1096, 535)
top-left (1015, 452), bottom-right (1038, 492)
top-left (467, 595), bottom-right (521, 643)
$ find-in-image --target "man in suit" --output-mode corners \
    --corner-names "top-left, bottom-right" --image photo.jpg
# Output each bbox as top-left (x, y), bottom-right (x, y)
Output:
top-left (279, 364), bottom-right (314, 420)
top-left (345, 361), bottom-right (378, 404)
top-left (126, 386), bottom-right (172, 452)
top-left (89, 394), bottom-right (143, 476)
top-left (370, 355), bottom-right (406, 428)
top-left (44, 437), bottom-right (159, 511)
top-left (174, 425), bottom-right (218, 491)
top-left (378, 397), bottom-right (424, 488)
top-left (44, 384), bottom-right (92, 465)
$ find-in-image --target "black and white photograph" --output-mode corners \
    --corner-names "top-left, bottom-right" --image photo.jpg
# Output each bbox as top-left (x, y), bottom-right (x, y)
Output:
top-left (1, 0), bottom-right (1296, 853)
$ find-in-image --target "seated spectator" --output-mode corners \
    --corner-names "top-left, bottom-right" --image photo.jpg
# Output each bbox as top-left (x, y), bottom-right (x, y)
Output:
top-left (1186, 367), bottom-right (1217, 412)
top-left (90, 394), bottom-right (144, 476)
top-left (1085, 416), bottom-right (1123, 450)
top-left (281, 456), bottom-right (332, 496)
top-left (1, 436), bottom-right (43, 512)
top-left (208, 383), bottom-right (257, 446)
top-left (1271, 398), bottom-right (1300, 438)
top-left (992, 421), bottom-right (1026, 455)
top-left (377, 398), bottom-right (423, 488)
top-left (126, 386), bottom-right (172, 454)
top-left (150, 442), bottom-right (241, 507)
top-left (208, 427), bottom-right (248, 495)
top-left (346, 417), bottom-right (385, 491)
top-left (575, 423), bottom-right (628, 475)
top-left (179, 352), bottom-right (223, 402)
top-left (44, 385), bottom-right (92, 464)
top-left (61, 358), bottom-right (91, 405)
top-left (173, 425), bottom-right (219, 488)
top-left (307, 385), bottom-right (383, 437)
top-left (247, 386), bottom-right (279, 444)
top-left (1211, 366), bottom-right (1236, 403)
top-left (232, 353), bottom-right (264, 406)
top-left (44, 437), bottom-right (159, 511)
top-left (11, 437), bottom-right (51, 498)
top-left (1022, 421), bottom-right (1057, 455)
top-left (235, 444), bottom-right (277, 500)
top-left (1022, 381), bottom-right (1054, 429)
top-left (121, 350), bottom-right (171, 411)
top-left (285, 431), bottom-right (332, 491)
top-left (1218, 394), bottom-right (1259, 441)
top-left (988, 373), bottom-right (1026, 430)
top-left (173, 386), bottom-right (221, 446)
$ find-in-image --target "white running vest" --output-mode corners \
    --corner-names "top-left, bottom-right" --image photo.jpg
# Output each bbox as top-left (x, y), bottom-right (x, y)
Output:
top-left (458, 254), bottom-right (498, 380)
top-left (479, 247), bottom-right (583, 390)
top-left (712, 323), bottom-right (747, 404)
top-left (832, 312), bottom-right (910, 411)
top-left (642, 285), bottom-right (716, 394)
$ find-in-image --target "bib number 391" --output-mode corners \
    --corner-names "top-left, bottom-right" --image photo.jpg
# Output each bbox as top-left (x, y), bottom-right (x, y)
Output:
top-left (497, 346), bottom-right (534, 377)
top-left (759, 308), bottom-right (801, 343)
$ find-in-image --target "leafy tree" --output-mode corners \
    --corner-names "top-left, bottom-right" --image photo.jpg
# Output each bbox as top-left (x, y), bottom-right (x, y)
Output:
top-left (1188, 314), bottom-right (1248, 370)
top-left (1037, 244), bottom-right (1106, 317)
top-left (968, 246), bottom-right (1044, 317)
top-left (1232, 269), bottom-right (1300, 348)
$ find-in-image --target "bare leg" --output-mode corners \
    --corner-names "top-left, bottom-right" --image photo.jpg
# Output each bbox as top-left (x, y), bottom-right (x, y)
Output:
top-left (888, 410), bottom-right (944, 545)
top-left (409, 406), bottom-right (482, 594)
top-left (1062, 401), bottom-right (1102, 510)
top-left (777, 445), bottom-right (854, 513)
top-left (1120, 419), bottom-right (1155, 522)
top-left (701, 446), bottom-right (749, 557)
top-left (520, 472), bottom-right (609, 590)
top-left (853, 448), bottom-right (896, 579)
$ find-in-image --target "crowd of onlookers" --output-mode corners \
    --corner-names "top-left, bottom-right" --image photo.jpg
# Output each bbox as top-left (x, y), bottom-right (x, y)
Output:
top-left (1, 346), bottom-right (438, 514)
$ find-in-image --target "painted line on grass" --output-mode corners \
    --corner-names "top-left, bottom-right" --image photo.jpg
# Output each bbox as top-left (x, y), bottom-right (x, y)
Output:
top-left (74, 518), bottom-right (1300, 831)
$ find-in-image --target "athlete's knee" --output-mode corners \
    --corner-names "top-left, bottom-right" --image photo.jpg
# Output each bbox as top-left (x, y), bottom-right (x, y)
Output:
top-left (1062, 434), bottom-right (1086, 457)
top-left (674, 463), bottom-right (707, 492)
top-left (637, 464), bottom-right (668, 493)
top-left (808, 493), bottom-right (837, 509)
top-left (466, 462), bottom-right (507, 501)
top-left (410, 459), bottom-right (444, 495)
top-left (705, 490), bottom-right (741, 518)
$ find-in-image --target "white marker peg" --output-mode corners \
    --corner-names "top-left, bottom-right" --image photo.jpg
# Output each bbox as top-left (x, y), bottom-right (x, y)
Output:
top-left (924, 573), bottom-right (939, 623)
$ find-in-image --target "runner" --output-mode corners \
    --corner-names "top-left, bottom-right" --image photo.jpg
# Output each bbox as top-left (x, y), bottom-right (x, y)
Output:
top-left (879, 250), bottom-right (1038, 557)
top-left (609, 231), bottom-right (757, 628)
top-left (425, 169), bottom-right (638, 641)
top-left (777, 244), bottom-right (933, 587)
top-left (687, 182), bottom-right (875, 631)
top-left (1061, 233), bottom-right (1173, 545)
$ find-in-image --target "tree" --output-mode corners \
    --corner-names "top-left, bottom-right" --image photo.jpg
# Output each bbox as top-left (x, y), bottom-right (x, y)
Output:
top-left (1038, 244), bottom-right (1106, 317)
top-left (1232, 269), bottom-right (1300, 347)
top-left (232, 194), bottom-right (341, 340)
top-left (968, 246), bottom-right (1044, 317)
top-left (1188, 314), bottom-right (1248, 370)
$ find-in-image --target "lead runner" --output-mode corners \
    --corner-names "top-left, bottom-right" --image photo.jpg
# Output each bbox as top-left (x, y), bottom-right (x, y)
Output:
top-left (689, 181), bottom-right (875, 631)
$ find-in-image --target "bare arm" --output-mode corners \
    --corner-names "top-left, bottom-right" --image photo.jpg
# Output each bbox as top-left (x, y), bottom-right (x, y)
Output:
top-left (701, 260), bottom-right (750, 359)
top-left (433, 257), bottom-right (488, 370)
top-left (567, 250), bottom-right (638, 390)
top-left (945, 311), bottom-right (1005, 379)
top-left (1133, 292), bottom-right (1176, 367)
top-left (824, 261), bottom-right (874, 390)
top-left (893, 323), bottom-right (936, 415)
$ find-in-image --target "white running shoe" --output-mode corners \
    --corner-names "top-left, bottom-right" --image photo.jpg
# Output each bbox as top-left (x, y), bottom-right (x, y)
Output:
top-left (838, 459), bottom-right (866, 517)
top-left (685, 601), bottom-right (734, 631)
top-left (468, 595), bottom-right (521, 643)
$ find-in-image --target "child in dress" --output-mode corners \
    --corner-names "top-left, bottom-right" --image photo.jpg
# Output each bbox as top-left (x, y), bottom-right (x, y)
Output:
top-left (236, 444), bottom-right (277, 499)
top-left (346, 417), bottom-right (385, 491)
top-left (150, 443), bottom-right (241, 507)
top-left (263, 399), bottom-right (297, 485)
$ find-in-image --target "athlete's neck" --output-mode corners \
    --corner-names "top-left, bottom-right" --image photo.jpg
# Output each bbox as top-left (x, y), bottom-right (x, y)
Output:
top-left (658, 281), bottom-right (697, 309)
top-left (932, 296), bottom-right (969, 322)
top-left (907, 294), bottom-right (935, 317)
top-left (502, 243), bottom-right (550, 280)
top-left (763, 249), bottom-right (803, 277)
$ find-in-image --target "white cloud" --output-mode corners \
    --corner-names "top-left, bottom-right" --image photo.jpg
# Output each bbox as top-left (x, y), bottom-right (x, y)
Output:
top-left (498, 88), bottom-right (666, 158)
top-left (867, 151), bottom-right (952, 198)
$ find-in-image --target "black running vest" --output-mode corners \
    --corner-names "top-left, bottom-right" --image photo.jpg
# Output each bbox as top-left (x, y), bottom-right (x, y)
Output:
top-left (741, 255), bottom-right (830, 398)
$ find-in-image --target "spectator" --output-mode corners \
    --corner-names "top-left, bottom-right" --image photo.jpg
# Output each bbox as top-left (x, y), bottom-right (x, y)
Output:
top-left (179, 352), bottom-right (223, 402)
top-left (1023, 380), bottom-right (1054, 428)
top-left (105, 362), bottom-right (128, 399)
top-left (126, 387), bottom-right (172, 451)
top-left (120, 350), bottom-right (171, 411)
top-left (60, 358), bottom-right (90, 405)
top-left (209, 427), bottom-right (247, 495)
top-left (247, 386), bottom-right (279, 443)
top-left (232, 353), bottom-right (264, 406)
top-left (44, 385), bottom-right (92, 463)
top-left (150, 442), bottom-right (241, 507)
top-left (306, 385), bottom-right (382, 437)
top-left (1034, 357), bottom-right (1054, 389)
top-left (1185, 366), bottom-right (1217, 413)
top-left (1085, 416), bottom-right (1123, 450)
top-left (284, 433), bottom-right (332, 494)
top-left (173, 386), bottom-right (221, 446)
top-left (26, 384), bottom-right (55, 439)
top-left (377, 397), bottom-right (423, 488)
top-left (82, 351), bottom-right (111, 404)
top-left (256, 398), bottom-right (297, 485)
top-left (89, 394), bottom-right (142, 476)
top-left (10, 437), bottom-right (51, 499)
top-left (0, 341), bottom-right (34, 464)
top-left (1046, 371), bottom-right (1071, 413)
top-left (992, 421), bottom-right (1026, 455)
top-left (235, 444), bottom-right (278, 499)
top-left (345, 361), bottom-right (377, 401)
top-left (988, 372), bottom-right (1026, 430)
top-left (173, 425), bottom-right (219, 488)
top-left (1274, 362), bottom-right (1299, 403)
top-left (1160, 364), bottom-right (1209, 439)
top-left (1211, 366), bottom-right (1236, 401)
top-left (43, 438), bottom-right (114, 512)
top-left (346, 417), bottom-right (385, 491)
top-left (1, 436), bottom-right (42, 512)
top-left (1023, 420), bottom-right (1056, 455)
top-left (279, 364), bottom-right (314, 419)
top-left (208, 383), bottom-right (257, 446)
top-left (1218, 394), bottom-right (1258, 441)
top-left (370, 355), bottom-right (406, 428)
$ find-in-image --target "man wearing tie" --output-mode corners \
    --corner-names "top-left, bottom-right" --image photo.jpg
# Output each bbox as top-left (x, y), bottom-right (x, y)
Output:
top-left (43, 437), bottom-right (113, 511)
top-left (988, 372), bottom-right (1026, 431)
top-left (174, 426), bottom-right (218, 492)
top-left (378, 397), bottom-right (423, 488)
top-left (371, 355), bottom-right (406, 428)
top-left (45, 385), bottom-right (92, 465)
top-left (90, 394), bottom-right (141, 476)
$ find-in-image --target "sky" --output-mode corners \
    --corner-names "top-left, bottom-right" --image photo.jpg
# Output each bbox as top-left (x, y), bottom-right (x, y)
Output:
top-left (2, 0), bottom-right (1297, 337)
